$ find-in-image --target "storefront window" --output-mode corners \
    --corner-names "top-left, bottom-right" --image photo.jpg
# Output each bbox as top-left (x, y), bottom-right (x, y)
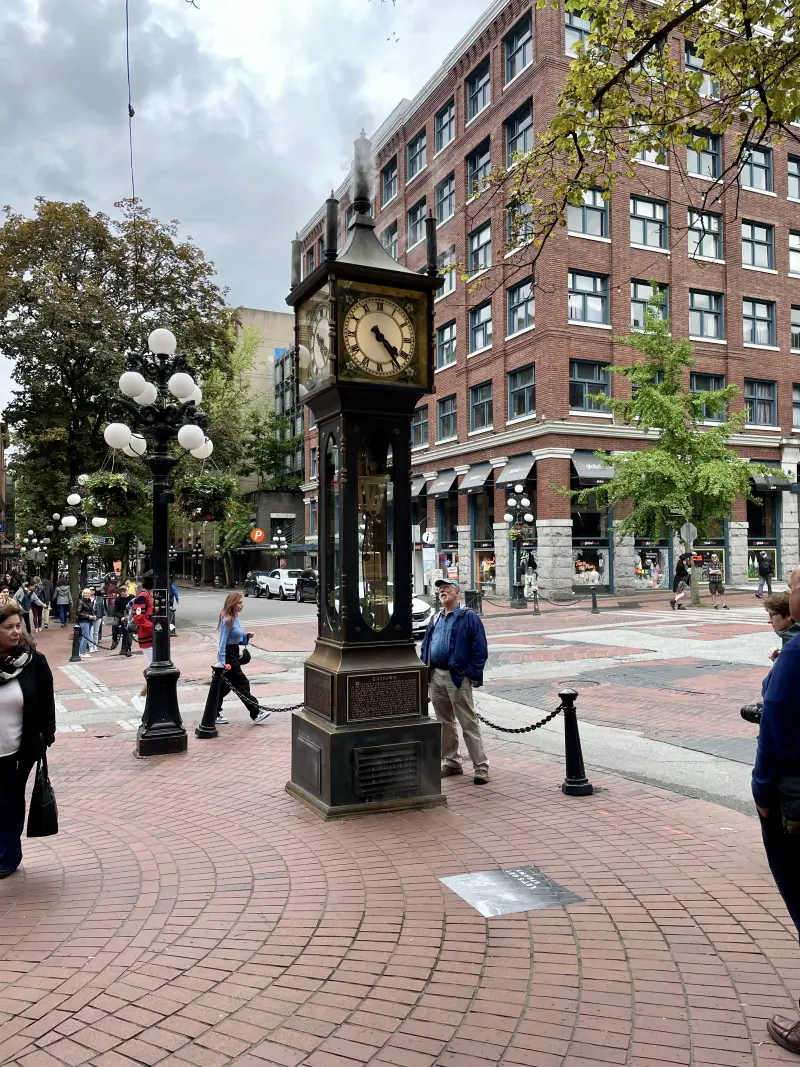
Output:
top-left (694, 547), bottom-right (726, 583)
top-left (438, 548), bottom-right (459, 580)
top-left (475, 550), bottom-right (496, 593)
top-left (634, 542), bottom-right (669, 589)
top-left (573, 546), bottom-right (609, 586)
top-left (748, 489), bottom-right (780, 580)
top-left (438, 494), bottom-right (458, 543)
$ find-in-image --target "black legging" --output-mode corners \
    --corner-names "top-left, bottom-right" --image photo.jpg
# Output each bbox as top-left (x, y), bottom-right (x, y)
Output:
top-left (218, 645), bottom-right (254, 719)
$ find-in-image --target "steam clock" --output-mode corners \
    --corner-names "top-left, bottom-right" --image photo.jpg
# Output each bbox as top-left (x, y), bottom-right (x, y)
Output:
top-left (285, 132), bottom-right (444, 818)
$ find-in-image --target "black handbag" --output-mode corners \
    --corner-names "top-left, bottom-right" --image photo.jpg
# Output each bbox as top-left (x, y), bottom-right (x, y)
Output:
top-left (777, 775), bottom-right (800, 836)
top-left (240, 646), bottom-right (252, 666)
top-left (26, 753), bottom-right (58, 838)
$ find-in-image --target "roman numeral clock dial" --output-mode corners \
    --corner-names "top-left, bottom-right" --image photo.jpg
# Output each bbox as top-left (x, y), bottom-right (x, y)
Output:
top-left (343, 297), bottom-right (416, 378)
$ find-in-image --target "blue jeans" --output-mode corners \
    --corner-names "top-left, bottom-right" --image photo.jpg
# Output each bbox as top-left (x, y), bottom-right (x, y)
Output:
top-left (57, 605), bottom-right (69, 626)
top-left (79, 620), bottom-right (92, 654)
top-left (0, 752), bottom-right (35, 873)
top-left (758, 576), bottom-right (773, 596)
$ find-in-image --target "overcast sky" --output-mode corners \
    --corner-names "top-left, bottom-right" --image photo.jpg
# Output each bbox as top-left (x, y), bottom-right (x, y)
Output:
top-left (1, 0), bottom-right (490, 317)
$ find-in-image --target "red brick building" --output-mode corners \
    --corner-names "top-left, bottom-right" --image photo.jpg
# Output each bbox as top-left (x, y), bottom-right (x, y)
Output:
top-left (297, 0), bottom-right (800, 597)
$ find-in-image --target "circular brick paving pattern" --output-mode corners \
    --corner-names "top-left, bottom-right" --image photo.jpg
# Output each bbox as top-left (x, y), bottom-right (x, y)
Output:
top-left (1, 725), bottom-right (799, 1067)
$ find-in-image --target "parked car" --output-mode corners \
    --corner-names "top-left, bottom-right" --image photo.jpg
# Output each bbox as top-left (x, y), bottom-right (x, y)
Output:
top-left (266, 568), bottom-right (304, 600)
top-left (412, 597), bottom-right (435, 637)
top-left (295, 571), bottom-right (319, 603)
top-left (243, 570), bottom-right (270, 597)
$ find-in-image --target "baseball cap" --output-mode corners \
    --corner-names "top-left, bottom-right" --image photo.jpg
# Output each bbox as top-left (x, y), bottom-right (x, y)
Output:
top-left (435, 578), bottom-right (461, 592)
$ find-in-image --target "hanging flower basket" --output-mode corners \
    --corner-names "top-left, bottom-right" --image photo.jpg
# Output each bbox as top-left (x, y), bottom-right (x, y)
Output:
top-left (68, 532), bottom-right (99, 556)
top-left (85, 472), bottom-right (148, 516)
top-left (175, 473), bottom-right (238, 523)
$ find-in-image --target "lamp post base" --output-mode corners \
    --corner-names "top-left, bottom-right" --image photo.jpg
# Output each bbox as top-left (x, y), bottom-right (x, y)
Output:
top-left (135, 661), bottom-right (188, 758)
top-left (510, 582), bottom-right (527, 609)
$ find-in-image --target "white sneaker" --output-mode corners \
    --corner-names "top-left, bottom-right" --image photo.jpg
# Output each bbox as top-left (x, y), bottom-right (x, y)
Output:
top-left (253, 709), bottom-right (271, 724)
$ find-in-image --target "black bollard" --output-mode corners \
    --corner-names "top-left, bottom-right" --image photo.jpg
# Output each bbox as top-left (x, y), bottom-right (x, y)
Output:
top-left (195, 665), bottom-right (227, 739)
top-left (590, 590), bottom-right (600, 614)
top-left (510, 582), bottom-right (527, 609)
top-left (559, 688), bottom-right (593, 796)
top-left (69, 624), bottom-right (82, 663)
top-left (532, 589), bottom-right (541, 616)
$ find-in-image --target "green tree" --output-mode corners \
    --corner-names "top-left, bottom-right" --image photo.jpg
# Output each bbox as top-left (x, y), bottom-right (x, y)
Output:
top-left (500, 0), bottom-right (800, 257)
top-left (218, 501), bottom-right (255, 587)
top-left (571, 298), bottom-right (779, 605)
top-left (0, 197), bottom-right (234, 520)
top-left (238, 404), bottom-right (303, 490)
top-left (199, 323), bottom-right (261, 472)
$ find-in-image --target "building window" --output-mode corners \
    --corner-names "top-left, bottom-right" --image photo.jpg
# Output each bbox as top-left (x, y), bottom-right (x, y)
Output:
top-left (743, 299), bottom-right (776, 346)
top-left (466, 57), bottom-right (491, 121)
top-left (407, 199), bottom-right (426, 249)
top-left (791, 231), bottom-right (800, 275)
top-left (435, 99), bottom-right (455, 153)
top-left (568, 271), bottom-right (609, 324)
top-left (630, 196), bottom-right (668, 249)
top-left (308, 410), bottom-right (316, 429)
top-left (437, 244), bottom-right (456, 296)
top-left (565, 10), bottom-right (591, 53)
top-left (467, 138), bottom-right (491, 196)
top-left (438, 395), bottom-right (457, 440)
top-left (508, 364), bottom-right (535, 419)
top-left (506, 202), bottom-right (534, 248)
top-left (435, 173), bottom-right (455, 224)
top-left (690, 372), bottom-right (726, 422)
top-left (689, 290), bottom-right (724, 339)
top-left (688, 131), bottom-right (721, 178)
top-left (411, 406), bottom-right (428, 447)
top-left (381, 221), bottom-right (398, 260)
top-left (742, 221), bottom-right (774, 269)
top-left (685, 43), bottom-right (719, 97)
top-left (742, 145), bottom-right (772, 192)
top-left (436, 321), bottom-right (456, 368)
top-left (309, 499), bottom-right (318, 537)
top-left (688, 209), bottom-right (723, 259)
top-left (470, 382), bottom-right (493, 431)
top-left (792, 306), bottom-right (800, 350)
top-left (567, 188), bottom-right (608, 237)
top-left (469, 301), bottom-right (493, 352)
top-left (745, 378), bottom-right (777, 425)
top-left (310, 447), bottom-right (317, 479)
top-left (793, 386), bottom-right (800, 431)
top-left (318, 235), bottom-right (325, 261)
top-left (468, 221), bottom-right (491, 274)
top-left (569, 360), bottom-right (610, 410)
top-left (407, 129), bottom-right (427, 180)
top-left (505, 101), bottom-right (533, 165)
top-left (790, 156), bottom-right (800, 200)
top-left (507, 278), bottom-right (534, 335)
top-left (633, 123), bottom-right (668, 165)
top-left (631, 281), bottom-right (668, 330)
top-left (305, 247), bottom-right (315, 276)
top-left (505, 14), bottom-right (532, 82)
top-left (382, 158), bottom-right (398, 204)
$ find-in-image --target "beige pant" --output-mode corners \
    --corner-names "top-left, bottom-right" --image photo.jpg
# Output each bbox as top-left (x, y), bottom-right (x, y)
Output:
top-left (429, 667), bottom-right (488, 773)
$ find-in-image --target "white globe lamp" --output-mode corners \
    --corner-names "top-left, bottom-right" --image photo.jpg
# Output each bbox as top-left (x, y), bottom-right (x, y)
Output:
top-left (148, 328), bottom-right (177, 356)
top-left (520, 497), bottom-right (531, 508)
top-left (507, 498), bottom-right (517, 508)
top-left (119, 370), bottom-right (147, 397)
top-left (67, 493), bottom-right (81, 506)
top-left (134, 382), bottom-right (158, 406)
top-left (503, 512), bottom-right (514, 523)
top-left (58, 525), bottom-right (65, 532)
top-left (91, 517), bottom-right (107, 528)
top-left (52, 513), bottom-right (60, 521)
top-left (168, 372), bottom-right (195, 400)
top-left (104, 422), bottom-right (132, 450)
top-left (524, 513), bottom-right (534, 523)
top-left (514, 483), bottom-right (524, 493)
top-left (177, 424), bottom-right (205, 451)
top-left (62, 515), bottom-right (77, 528)
top-left (191, 385), bottom-right (203, 404)
top-left (190, 438), bottom-right (214, 459)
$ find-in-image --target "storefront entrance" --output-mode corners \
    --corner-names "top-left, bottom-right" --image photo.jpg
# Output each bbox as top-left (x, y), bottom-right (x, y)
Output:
top-left (571, 452), bottom-right (614, 593)
top-left (747, 481), bottom-right (781, 582)
top-left (634, 539), bottom-right (670, 590)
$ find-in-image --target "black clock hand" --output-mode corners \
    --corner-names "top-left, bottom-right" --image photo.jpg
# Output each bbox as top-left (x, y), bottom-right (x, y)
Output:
top-left (371, 324), bottom-right (399, 358)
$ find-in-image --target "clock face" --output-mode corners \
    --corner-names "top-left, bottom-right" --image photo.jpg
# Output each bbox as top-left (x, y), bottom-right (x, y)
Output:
top-left (343, 297), bottom-right (416, 378)
top-left (297, 284), bottom-right (332, 396)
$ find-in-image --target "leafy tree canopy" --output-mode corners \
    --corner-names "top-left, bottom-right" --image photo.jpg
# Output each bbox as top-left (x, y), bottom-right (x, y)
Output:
top-left (502, 0), bottom-right (800, 255)
top-left (238, 402), bottom-right (303, 491)
top-left (572, 297), bottom-right (781, 540)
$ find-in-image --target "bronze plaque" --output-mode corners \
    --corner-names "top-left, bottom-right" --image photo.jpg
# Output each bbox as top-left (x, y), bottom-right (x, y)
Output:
top-left (305, 665), bottom-right (333, 720)
top-left (347, 670), bottom-right (420, 722)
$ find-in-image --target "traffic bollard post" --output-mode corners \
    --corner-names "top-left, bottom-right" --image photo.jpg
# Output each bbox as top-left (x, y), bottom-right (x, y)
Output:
top-left (532, 589), bottom-right (541, 615)
top-left (590, 590), bottom-right (600, 614)
top-left (69, 624), bottom-right (82, 663)
top-left (195, 664), bottom-right (228, 739)
top-left (559, 688), bottom-right (593, 796)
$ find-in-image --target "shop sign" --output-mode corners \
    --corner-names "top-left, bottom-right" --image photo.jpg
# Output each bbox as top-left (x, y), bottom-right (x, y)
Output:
top-left (440, 541), bottom-right (458, 550)
top-left (574, 539), bottom-right (605, 547)
top-left (521, 540), bottom-right (537, 548)
top-left (474, 540), bottom-right (494, 549)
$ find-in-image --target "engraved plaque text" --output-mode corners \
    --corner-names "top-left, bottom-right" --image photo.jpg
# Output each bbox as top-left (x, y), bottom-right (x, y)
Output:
top-left (347, 670), bottom-right (420, 722)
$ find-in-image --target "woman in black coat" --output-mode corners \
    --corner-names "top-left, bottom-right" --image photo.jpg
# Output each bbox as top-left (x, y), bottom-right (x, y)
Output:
top-left (0, 602), bottom-right (55, 878)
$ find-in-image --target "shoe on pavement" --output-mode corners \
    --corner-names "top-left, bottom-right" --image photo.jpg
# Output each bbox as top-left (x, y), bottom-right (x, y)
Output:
top-left (252, 709), bottom-right (271, 724)
top-left (714, 604), bottom-right (719, 610)
top-left (473, 770), bottom-right (489, 785)
top-left (669, 599), bottom-right (676, 610)
top-left (0, 868), bottom-right (18, 879)
top-left (723, 605), bottom-right (729, 610)
top-left (767, 1015), bottom-right (800, 1054)
top-left (441, 764), bottom-right (463, 777)
top-left (216, 715), bottom-right (229, 725)
top-left (756, 593), bottom-right (763, 599)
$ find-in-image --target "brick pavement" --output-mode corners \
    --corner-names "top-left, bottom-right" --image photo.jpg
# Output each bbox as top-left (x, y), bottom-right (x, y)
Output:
top-left (2, 723), bottom-right (800, 1066)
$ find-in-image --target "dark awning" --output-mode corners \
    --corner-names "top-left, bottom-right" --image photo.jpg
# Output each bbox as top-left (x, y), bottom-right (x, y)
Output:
top-left (572, 450), bottom-right (616, 484)
top-left (751, 464), bottom-right (788, 491)
top-left (496, 454), bottom-right (535, 486)
top-left (410, 475), bottom-right (427, 499)
top-left (428, 469), bottom-right (458, 498)
top-left (459, 462), bottom-right (493, 493)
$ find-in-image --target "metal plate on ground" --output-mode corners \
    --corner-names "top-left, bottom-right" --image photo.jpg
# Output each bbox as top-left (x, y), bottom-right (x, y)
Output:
top-left (440, 865), bottom-right (583, 918)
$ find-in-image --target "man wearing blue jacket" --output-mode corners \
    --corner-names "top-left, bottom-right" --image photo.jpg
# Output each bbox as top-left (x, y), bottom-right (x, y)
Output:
top-left (420, 578), bottom-right (489, 784)
top-left (755, 566), bottom-right (800, 1054)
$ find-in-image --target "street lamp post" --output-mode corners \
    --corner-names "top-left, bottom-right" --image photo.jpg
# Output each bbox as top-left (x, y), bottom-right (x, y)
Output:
top-left (503, 484), bottom-right (534, 609)
top-left (106, 327), bottom-right (212, 758)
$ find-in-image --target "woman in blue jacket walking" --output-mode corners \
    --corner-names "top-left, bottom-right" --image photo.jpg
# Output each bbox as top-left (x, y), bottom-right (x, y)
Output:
top-left (216, 592), bottom-right (270, 725)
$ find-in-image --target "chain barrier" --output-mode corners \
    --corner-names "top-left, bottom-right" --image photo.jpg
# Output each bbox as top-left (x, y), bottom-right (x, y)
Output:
top-left (475, 702), bottom-right (563, 735)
